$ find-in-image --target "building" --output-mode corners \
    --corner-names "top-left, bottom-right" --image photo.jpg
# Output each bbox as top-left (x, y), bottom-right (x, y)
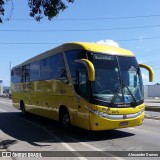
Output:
top-left (144, 85), bottom-right (160, 99)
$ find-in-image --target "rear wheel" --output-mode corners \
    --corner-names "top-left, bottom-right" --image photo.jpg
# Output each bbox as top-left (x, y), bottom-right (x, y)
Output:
top-left (20, 101), bottom-right (27, 116)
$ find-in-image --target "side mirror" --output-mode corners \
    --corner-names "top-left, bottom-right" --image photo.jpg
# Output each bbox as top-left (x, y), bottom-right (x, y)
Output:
top-left (139, 64), bottom-right (154, 82)
top-left (75, 59), bottom-right (95, 81)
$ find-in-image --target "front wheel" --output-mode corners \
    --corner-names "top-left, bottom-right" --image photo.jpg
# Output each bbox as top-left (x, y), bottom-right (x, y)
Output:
top-left (60, 110), bottom-right (71, 130)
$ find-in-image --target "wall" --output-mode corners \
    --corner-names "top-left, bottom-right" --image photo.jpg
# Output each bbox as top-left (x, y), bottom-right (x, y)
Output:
top-left (144, 85), bottom-right (160, 98)
top-left (0, 80), bottom-right (3, 95)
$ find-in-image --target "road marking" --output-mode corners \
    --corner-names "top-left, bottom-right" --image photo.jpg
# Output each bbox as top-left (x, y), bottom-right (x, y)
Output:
top-left (59, 142), bottom-right (88, 160)
top-left (0, 100), bottom-right (86, 159)
top-left (0, 101), bottom-right (87, 160)
top-left (0, 109), bottom-right (7, 112)
top-left (127, 127), bottom-right (135, 130)
top-left (5, 113), bottom-right (88, 160)
top-left (64, 136), bottom-right (125, 160)
top-left (29, 124), bottom-right (88, 160)
top-left (0, 99), bottom-right (12, 103)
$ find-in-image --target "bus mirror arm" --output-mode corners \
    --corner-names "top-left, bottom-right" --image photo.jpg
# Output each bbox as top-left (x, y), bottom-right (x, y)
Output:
top-left (139, 64), bottom-right (154, 82)
top-left (75, 59), bottom-right (95, 81)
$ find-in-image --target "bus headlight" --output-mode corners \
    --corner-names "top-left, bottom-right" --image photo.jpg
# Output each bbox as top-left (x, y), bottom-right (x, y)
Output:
top-left (85, 106), bottom-right (109, 118)
top-left (94, 110), bottom-right (108, 118)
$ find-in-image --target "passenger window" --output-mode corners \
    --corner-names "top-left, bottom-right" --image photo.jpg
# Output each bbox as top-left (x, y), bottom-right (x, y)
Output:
top-left (11, 68), bottom-right (22, 83)
top-left (22, 65), bottom-right (30, 82)
top-left (40, 58), bottom-right (52, 80)
top-left (25, 65), bottom-right (30, 82)
top-left (30, 61), bottom-right (40, 81)
top-left (51, 53), bottom-right (67, 82)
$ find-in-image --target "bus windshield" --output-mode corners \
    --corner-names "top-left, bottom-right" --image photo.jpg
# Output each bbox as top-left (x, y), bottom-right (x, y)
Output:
top-left (88, 52), bottom-right (144, 107)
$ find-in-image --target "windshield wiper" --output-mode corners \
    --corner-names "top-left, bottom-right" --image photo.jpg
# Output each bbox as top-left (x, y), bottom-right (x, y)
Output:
top-left (122, 80), bottom-right (137, 105)
top-left (111, 80), bottom-right (137, 105)
top-left (111, 84), bottom-right (122, 104)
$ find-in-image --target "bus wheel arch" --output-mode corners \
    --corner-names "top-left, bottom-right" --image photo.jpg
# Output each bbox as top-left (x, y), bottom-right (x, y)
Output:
top-left (59, 106), bottom-right (71, 130)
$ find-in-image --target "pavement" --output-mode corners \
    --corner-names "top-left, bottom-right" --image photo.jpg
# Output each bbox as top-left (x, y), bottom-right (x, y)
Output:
top-left (144, 98), bottom-right (160, 120)
top-left (144, 98), bottom-right (160, 112)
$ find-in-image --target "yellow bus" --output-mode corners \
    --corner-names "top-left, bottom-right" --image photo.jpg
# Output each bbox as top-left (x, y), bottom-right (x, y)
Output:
top-left (11, 42), bottom-right (154, 131)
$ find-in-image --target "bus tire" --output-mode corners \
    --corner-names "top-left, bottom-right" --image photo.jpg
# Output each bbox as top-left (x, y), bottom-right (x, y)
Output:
top-left (20, 100), bottom-right (27, 116)
top-left (59, 107), bottom-right (71, 130)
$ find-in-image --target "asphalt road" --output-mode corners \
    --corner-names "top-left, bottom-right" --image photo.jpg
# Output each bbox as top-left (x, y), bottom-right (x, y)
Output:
top-left (0, 98), bottom-right (160, 160)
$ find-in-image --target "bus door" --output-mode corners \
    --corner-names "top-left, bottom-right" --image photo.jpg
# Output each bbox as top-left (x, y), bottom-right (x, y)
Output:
top-left (72, 67), bottom-right (90, 130)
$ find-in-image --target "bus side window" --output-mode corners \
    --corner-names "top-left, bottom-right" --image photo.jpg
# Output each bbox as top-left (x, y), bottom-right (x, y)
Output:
top-left (11, 68), bottom-right (21, 83)
top-left (51, 53), bottom-right (67, 83)
top-left (30, 61), bottom-right (40, 81)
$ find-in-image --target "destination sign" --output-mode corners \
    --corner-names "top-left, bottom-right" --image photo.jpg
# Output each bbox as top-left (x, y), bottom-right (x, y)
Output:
top-left (93, 54), bottom-right (114, 61)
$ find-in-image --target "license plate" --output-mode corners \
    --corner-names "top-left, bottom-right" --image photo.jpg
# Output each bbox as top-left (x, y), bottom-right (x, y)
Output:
top-left (119, 121), bottom-right (128, 126)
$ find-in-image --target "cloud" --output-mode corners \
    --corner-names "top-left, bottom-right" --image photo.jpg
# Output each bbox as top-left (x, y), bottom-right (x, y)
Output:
top-left (137, 59), bottom-right (145, 63)
top-left (142, 73), bottom-right (148, 80)
top-left (96, 39), bottom-right (120, 47)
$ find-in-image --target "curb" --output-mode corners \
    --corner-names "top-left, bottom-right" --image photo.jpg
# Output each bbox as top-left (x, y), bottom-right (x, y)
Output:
top-left (0, 140), bottom-right (6, 150)
top-left (145, 106), bottom-right (160, 120)
top-left (145, 115), bottom-right (160, 120)
top-left (0, 135), bottom-right (7, 150)
top-left (145, 105), bottom-right (160, 112)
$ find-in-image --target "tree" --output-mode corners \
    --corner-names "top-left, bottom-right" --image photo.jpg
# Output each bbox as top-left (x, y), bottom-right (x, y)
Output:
top-left (0, 0), bottom-right (74, 23)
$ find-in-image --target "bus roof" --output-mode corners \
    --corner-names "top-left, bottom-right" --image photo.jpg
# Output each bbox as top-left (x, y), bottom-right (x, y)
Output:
top-left (65, 42), bottom-right (134, 56)
top-left (13, 42), bottom-right (134, 69)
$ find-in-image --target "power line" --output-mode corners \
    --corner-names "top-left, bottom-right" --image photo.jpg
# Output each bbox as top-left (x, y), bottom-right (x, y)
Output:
top-left (1, 24), bottom-right (160, 32)
top-left (116, 36), bottom-right (160, 42)
top-left (0, 42), bottom-right (60, 45)
top-left (3, 14), bottom-right (160, 21)
top-left (0, 36), bottom-right (160, 45)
